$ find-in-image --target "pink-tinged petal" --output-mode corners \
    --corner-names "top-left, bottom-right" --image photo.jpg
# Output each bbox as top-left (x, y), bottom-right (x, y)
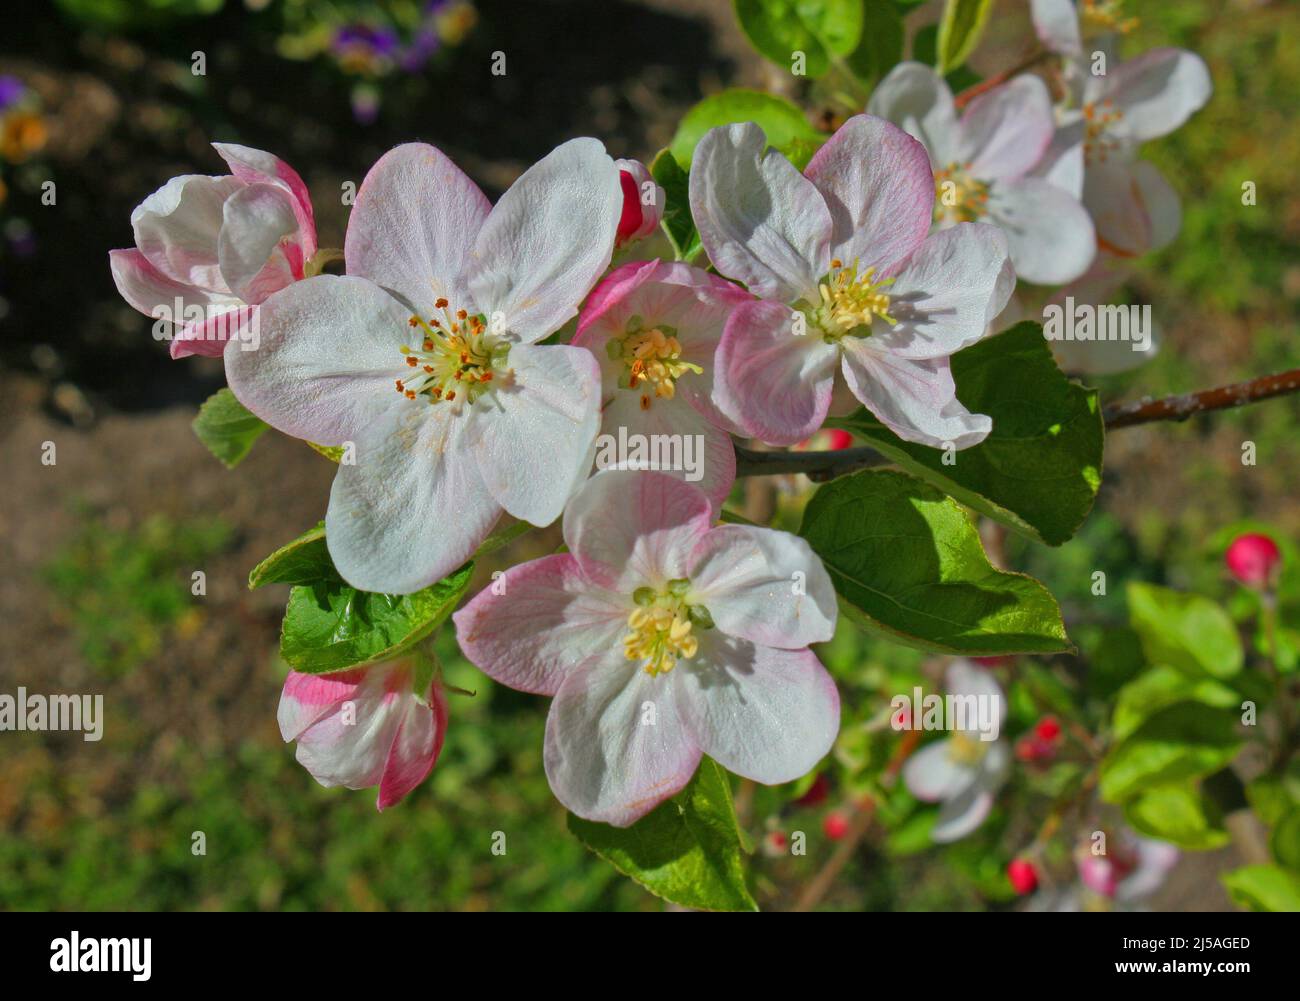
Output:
top-left (687, 524), bottom-right (836, 648)
top-left (468, 137), bottom-right (622, 342)
top-left (1031, 121), bottom-right (1086, 198)
top-left (463, 343), bottom-right (601, 526)
top-left (563, 469), bottom-right (714, 592)
top-left (132, 173), bottom-right (243, 291)
top-left (597, 391), bottom-right (737, 515)
top-left (676, 638), bottom-right (839, 785)
top-left (1085, 159), bottom-right (1181, 258)
top-left (108, 247), bottom-right (244, 356)
top-left (213, 142), bottom-right (317, 254)
top-left (345, 142), bottom-right (491, 316)
top-left (840, 347), bottom-right (990, 449)
top-left (866, 62), bottom-right (961, 166)
top-left (217, 182), bottom-right (302, 304)
top-left (713, 299), bottom-right (839, 446)
top-left (377, 679), bottom-right (447, 810)
top-left (544, 659), bottom-right (701, 826)
top-left (278, 668), bottom-right (367, 742)
top-left (903, 740), bottom-right (972, 802)
top-left (614, 157), bottom-right (665, 244)
top-left (986, 177), bottom-right (1096, 284)
top-left (689, 122), bottom-right (830, 302)
top-left (454, 554), bottom-right (629, 696)
top-left (1030, 0), bottom-right (1083, 57)
top-left (173, 305), bottom-right (256, 359)
top-left (873, 223), bottom-right (1010, 360)
top-left (958, 75), bottom-right (1054, 182)
top-left (804, 114), bottom-right (934, 276)
top-left (224, 275), bottom-right (410, 446)
top-left (1098, 49), bottom-right (1212, 145)
top-left (326, 401), bottom-right (500, 595)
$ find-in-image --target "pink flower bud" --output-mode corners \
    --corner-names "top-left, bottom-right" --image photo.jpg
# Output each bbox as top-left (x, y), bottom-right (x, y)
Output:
top-left (823, 810), bottom-right (850, 840)
top-left (1007, 858), bottom-right (1039, 895)
top-left (1225, 533), bottom-right (1282, 588)
top-left (614, 158), bottom-right (664, 245)
top-left (1077, 854), bottom-right (1120, 898)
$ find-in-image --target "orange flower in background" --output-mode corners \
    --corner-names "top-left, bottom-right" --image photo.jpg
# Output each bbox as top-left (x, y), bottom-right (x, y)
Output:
top-left (0, 111), bottom-right (47, 163)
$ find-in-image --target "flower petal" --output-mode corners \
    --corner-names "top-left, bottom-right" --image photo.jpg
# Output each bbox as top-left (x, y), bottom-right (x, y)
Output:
top-left (544, 659), bottom-right (700, 826)
top-left (840, 347), bottom-right (990, 449)
top-left (463, 343), bottom-right (601, 526)
top-left (218, 182), bottom-right (302, 304)
top-left (454, 554), bottom-right (629, 696)
top-left (958, 75), bottom-right (1054, 181)
top-left (804, 114), bottom-right (934, 276)
top-left (563, 469), bottom-right (714, 592)
top-left (987, 177), bottom-right (1096, 284)
top-left (376, 678), bottom-right (447, 810)
top-left (224, 275), bottom-right (412, 445)
top-left (278, 668), bottom-right (367, 742)
top-left (867, 62), bottom-right (961, 166)
top-left (325, 399), bottom-right (499, 594)
top-left (689, 121), bottom-right (830, 302)
top-left (213, 141), bottom-right (316, 254)
top-left (676, 637), bottom-right (839, 785)
top-left (713, 299), bottom-right (839, 446)
top-left (1030, 0), bottom-right (1083, 57)
top-left (468, 137), bottom-right (622, 342)
top-left (1093, 48), bottom-right (1212, 145)
top-left (109, 247), bottom-right (245, 359)
top-left (345, 142), bottom-right (491, 316)
top-left (132, 173), bottom-right (243, 291)
top-left (872, 223), bottom-right (1011, 360)
top-left (1085, 158), bottom-right (1181, 258)
top-left (687, 524), bottom-right (837, 648)
top-left (903, 740), bottom-right (971, 802)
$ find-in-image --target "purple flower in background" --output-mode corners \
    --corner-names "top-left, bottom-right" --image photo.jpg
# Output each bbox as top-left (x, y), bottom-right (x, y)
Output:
top-left (0, 75), bottom-right (26, 112)
top-left (400, 28), bottom-right (442, 73)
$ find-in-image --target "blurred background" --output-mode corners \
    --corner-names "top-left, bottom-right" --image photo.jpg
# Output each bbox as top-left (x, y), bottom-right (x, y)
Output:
top-left (0, 0), bottom-right (1296, 911)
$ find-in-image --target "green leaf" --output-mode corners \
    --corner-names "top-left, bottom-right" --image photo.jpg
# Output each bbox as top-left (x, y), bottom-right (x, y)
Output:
top-left (1127, 582), bottom-right (1244, 679)
top-left (280, 563), bottom-right (475, 674)
top-left (567, 758), bottom-right (757, 911)
top-left (936, 0), bottom-right (992, 73)
top-left (1247, 775), bottom-right (1294, 827)
top-left (844, 0), bottom-right (905, 85)
top-left (650, 149), bottom-right (702, 262)
top-left (1124, 784), bottom-right (1229, 851)
top-left (733, 0), bottom-right (864, 78)
top-left (1111, 665), bottom-right (1240, 742)
top-left (1222, 864), bottom-right (1300, 912)
top-left (828, 323), bottom-right (1104, 546)
top-left (248, 522), bottom-right (333, 589)
top-left (669, 89), bottom-right (825, 169)
top-left (1271, 808), bottom-right (1300, 871)
top-left (192, 388), bottom-right (268, 468)
top-left (1099, 702), bottom-right (1242, 803)
top-left (798, 469), bottom-right (1070, 655)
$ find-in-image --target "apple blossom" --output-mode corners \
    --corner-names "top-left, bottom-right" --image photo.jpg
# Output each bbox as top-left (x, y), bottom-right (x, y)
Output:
top-left (1225, 533), bottom-right (1282, 588)
top-left (225, 139), bottom-right (624, 594)
top-left (1076, 834), bottom-right (1178, 904)
top-left (453, 470), bottom-right (840, 827)
top-left (109, 143), bottom-right (318, 358)
top-left (690, 114), bottom-right (1013, 449)
top-left (614, 157), bottom-right (666, 247)
top-left (868, 64), bottom-right (1096, 285)
top-left (277, 657), bottom-right (448, 811)
top-left (1052, 45), bottom-right (1211, 258)
top-left (1031, 0), bottom-right (1139, 60)
top-left (573, 258), bottom-right (752, 510)
top-left (902, 660), bottom-right (1010, 843)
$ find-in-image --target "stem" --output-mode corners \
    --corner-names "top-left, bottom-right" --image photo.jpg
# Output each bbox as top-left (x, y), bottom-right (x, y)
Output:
top-left (953, 50), bottom-right (1052, 109)
top-left (736, 368), bottom-right (1300, 480)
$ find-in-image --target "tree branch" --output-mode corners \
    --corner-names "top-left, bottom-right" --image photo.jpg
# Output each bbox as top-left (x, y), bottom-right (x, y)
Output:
top-left (736, 368), bottom-right (1300, 480)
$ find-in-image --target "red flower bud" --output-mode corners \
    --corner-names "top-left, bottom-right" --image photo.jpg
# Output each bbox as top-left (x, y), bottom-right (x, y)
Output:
top-left (1225, 533), bottom-right (1282, 588)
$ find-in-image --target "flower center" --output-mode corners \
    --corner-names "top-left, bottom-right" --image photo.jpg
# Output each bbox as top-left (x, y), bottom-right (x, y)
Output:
top-left (606, 317), bottom-right (702, 411)
top-left (1082, 99), bottom-right (1125, 165)
top-left (395, 297), bottom-right (511, 408)
top-left (947, 733), bottom-right (991, 766)
top-left (623, 579), bottom-right (713, 677)
top-left (806, 258), bottom-right (896, 342)
top-left (933, 163), bottom-right (990, 225)
top-left (1081, 0), bottom-right (1138, 37)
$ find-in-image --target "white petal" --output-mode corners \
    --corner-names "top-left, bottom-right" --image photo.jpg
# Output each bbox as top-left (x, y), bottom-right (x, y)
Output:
top-left (903, 740), bottom-right (972, 802)
top-left (1101, 49), bottom-right (1212, 145)
top-left (462, 344), bottom-right (601, 526)
top-left (957, 75), bottom-right (1055, 182)
top-left (945, 660), bottom-right (1007, 731)
top-left (545, 660), bottom-right (700, 826)
top-left (867, 62), bottom-right (961, 165)
top-left (689, 122), bottom-right (830, 302)
top-left (987, 178), bottom-right (1096, 284)
top-left (217, 182), bottom-right (301, 304)
top-left (675, 637), bottom-right (840, 785)
top-left (1031, 0), bottom-right (1083, 57)
top-left (468, 137), bottom-right (622, 342)
top-left (687, 525), bottom-right (836, 648)
top-left (840, 348), bottom-right (990, 449)
top-left (224, 275), bottom-right (411, 446)
top-left (132, 174), bottom-right (243, 291)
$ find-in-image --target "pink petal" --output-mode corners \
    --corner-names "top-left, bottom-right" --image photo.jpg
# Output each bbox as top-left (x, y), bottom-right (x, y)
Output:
top-left (957, 75), bottom-right (1054, 182)
top-left (213, 142), bottom-right (317, 256)
top-left (217, 182), bottom-right (302, 304)
top-left (377, 679), bottom-right (447, 810)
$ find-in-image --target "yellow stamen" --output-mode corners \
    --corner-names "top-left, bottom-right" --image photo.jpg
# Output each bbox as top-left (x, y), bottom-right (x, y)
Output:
top-left (933, 163), bottom-right (990, 225)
